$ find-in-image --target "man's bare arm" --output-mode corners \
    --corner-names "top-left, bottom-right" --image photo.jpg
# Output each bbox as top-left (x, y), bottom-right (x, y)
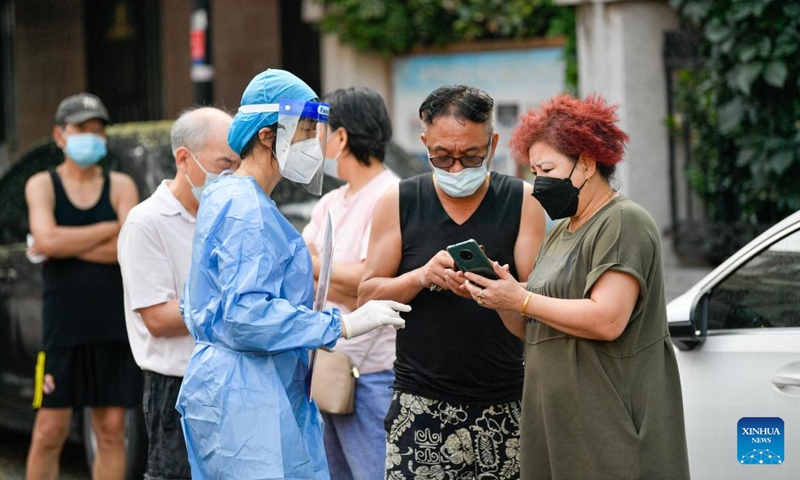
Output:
top-left (512, 181), bottom-right (545, 281)
top-left (137, 299), bottom-right (190, 337)
top-left (25, 172), bottom-right (118, 258)
top-left (327, 282), bottom-right (358, 312)
top-left (83, 173), bottom-right (139, 262)
top-left (497, 309), bottom-right (527, 339)
top-left (497, 181), bottom-right (546, 338)
top-left (77, 235), bottom-right (119, 264)
top-left (109, 171), bottom-right (139, 227)
top-left (358, 186), bottom-right (453, 306)
top-left (75, 173), bottom-right (139, 264)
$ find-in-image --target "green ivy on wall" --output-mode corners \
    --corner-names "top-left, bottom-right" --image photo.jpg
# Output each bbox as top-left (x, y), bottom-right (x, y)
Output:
top-left (670, 0), bottom-right (800, 226)
top-left (316, 0), bottom-right (577, 91)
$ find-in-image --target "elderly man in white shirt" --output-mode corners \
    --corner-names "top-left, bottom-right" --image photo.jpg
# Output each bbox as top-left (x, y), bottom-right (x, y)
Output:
top-left (117, 107), bottom-right (239, 479)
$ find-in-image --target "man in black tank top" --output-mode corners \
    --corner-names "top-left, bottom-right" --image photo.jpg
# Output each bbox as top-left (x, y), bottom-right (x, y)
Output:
top-left (23, 93), bottom-right (141, 479)
top-left (360, 85), bottom-right (546, 479)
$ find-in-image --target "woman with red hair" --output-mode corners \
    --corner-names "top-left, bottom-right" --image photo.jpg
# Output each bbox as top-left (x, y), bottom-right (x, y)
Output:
top-left (454, 94), bottom-right (690, 478)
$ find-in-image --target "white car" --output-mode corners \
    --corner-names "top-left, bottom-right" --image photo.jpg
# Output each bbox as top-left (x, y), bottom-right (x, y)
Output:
top-left (667, 209), bottom-right (800, 479)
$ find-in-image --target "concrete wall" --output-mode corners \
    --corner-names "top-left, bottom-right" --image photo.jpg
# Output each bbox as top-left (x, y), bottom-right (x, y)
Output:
top-left (319, 33), bottom-right (393, 111)
top-left (561, 0), bottom-right (678, 234)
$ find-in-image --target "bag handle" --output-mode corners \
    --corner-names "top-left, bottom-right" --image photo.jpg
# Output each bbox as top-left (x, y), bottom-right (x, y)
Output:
top-left (351, 327), bottom-right (383, 375)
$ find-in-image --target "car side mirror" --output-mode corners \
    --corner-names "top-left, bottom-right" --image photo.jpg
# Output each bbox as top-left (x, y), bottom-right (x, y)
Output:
top-left (669, 291), bottom-right (710, 351)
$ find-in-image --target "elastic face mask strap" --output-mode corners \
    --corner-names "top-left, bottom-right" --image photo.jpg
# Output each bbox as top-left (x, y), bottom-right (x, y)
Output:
top-left (184, 170), bottom-right (199, 190)
top-left (58, 129), bottom-right (69, 150)
top-left (567, 160), bottom-right (578, 179)
top-left (569, 159), bottom-right (590, 191)
top-left (188, 150), bottom-right (212, 176)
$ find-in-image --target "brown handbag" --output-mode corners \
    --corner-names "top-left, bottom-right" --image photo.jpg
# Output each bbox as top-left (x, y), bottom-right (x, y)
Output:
top-left (311, 350), bottom-right (359, 415)
top-left (311, 332), bottom-right (380, 415)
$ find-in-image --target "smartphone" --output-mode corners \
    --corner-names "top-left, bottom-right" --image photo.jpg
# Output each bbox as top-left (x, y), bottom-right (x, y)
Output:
top-left (446, 239), bottom-right (498, 280)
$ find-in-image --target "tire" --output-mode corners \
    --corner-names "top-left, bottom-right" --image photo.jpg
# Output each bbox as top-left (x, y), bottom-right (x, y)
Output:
top-left (82, 406), bottom-right (148, 480)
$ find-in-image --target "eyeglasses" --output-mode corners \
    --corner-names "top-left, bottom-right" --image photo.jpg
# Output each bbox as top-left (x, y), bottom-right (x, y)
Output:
top-left (428, 140), bottom-right (492, 169)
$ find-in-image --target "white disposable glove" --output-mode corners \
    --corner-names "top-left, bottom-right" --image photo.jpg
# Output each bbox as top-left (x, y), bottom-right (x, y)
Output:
top-left (341, 300), bottom-right (411, 340)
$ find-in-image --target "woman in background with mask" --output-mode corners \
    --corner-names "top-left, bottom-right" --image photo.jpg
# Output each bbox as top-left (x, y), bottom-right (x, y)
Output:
top-left (458, 94), bottom-right (690, 479)
top-left (301, 86), bottom-right (400, 480)
top-left (177, 69), bottom-right (411, 480)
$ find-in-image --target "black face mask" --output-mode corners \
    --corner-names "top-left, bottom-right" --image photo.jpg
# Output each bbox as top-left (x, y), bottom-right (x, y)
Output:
top-left (531, 162), bottom-right (587, 220)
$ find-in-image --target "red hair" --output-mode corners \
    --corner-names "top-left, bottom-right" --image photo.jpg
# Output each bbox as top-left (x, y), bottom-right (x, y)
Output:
top-left (509, 94), bottom-right (629, 166)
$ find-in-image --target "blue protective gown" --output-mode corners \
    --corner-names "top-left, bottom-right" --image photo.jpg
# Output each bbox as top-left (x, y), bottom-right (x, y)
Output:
top-left (177, 175), bottom-right (342, 480)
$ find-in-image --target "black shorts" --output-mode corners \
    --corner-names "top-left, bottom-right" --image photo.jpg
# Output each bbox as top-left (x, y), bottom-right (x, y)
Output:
top-left (33, 341), bottom-right (143, 409)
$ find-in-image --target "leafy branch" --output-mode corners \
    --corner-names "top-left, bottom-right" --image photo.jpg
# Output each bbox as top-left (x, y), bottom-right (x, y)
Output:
top-left (671, 0), bottom-right (800, 225)
top-left (316, 0), bottom-right (577, 90)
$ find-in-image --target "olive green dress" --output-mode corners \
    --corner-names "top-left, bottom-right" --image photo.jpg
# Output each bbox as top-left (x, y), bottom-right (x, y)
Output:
top-left (521, 196), bottom-right (690, 479)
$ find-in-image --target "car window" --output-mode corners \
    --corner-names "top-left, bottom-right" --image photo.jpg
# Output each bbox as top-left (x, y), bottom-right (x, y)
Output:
top-left (0, 143), bottom-right (62, 244)
top-left (707, 228), bottom-right (800, 330)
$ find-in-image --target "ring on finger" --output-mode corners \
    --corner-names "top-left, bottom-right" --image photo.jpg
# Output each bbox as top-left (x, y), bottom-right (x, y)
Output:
top-left (477, 289), bottom-right (485, 299)
top-left (476, 298), bottom-right (484, 306)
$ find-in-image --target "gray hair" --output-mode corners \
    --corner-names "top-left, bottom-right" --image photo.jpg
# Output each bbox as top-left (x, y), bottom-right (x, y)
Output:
top-left (170, 107), bottom-right (213, 154)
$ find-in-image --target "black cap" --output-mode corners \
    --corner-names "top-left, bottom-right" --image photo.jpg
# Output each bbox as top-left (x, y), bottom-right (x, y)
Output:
top-left (55, 93), bottom-right (111, 126)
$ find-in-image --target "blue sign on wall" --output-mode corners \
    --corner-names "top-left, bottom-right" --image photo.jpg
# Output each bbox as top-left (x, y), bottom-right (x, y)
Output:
top-left (392, 44), bottom-right (565, 177)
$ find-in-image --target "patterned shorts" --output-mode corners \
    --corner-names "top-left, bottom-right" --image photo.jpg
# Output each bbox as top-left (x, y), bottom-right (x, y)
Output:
top-left (384, 391), bottom-right (521, 480)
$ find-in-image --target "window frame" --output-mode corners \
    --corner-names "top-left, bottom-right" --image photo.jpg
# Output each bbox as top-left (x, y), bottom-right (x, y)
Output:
top-left (704, 224), bottom-right (800, 333)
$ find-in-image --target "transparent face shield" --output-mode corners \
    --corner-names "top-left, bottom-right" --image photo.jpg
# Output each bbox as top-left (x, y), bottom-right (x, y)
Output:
top-left (239, 99), bottom-right (329, 195)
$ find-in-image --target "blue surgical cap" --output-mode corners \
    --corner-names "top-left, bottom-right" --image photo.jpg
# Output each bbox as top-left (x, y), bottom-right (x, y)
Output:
top-left (227, 69), bottom-right (318, 156)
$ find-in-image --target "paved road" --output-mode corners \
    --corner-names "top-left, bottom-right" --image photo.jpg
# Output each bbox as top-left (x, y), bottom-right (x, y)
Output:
top-left (662, 237), bottom-right (714, 303)
top-left (0, 428), bottom-right (90, 479)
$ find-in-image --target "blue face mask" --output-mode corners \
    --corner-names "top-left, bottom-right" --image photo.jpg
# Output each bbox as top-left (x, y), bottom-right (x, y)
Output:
top-left (185, 150), bottom-right (222, 202)
top-left (63, 132), bottom-right (107, 168)
top-left (433, 163), bottom-right (489, 198)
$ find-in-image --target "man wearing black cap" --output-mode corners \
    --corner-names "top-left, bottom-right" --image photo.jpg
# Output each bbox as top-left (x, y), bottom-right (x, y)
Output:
top-left (24, 93), bottom-right (141, 480)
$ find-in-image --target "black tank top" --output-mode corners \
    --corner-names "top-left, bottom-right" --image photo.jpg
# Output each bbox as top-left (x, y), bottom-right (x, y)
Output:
top-left (41, 168), bottom-right (127, 348)
top-left (395, 172), bottom-right (525, 405)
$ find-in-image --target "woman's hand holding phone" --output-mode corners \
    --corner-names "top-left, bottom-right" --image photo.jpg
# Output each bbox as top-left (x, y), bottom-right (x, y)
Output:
top-left (463, 261), bottom-right (527, 313)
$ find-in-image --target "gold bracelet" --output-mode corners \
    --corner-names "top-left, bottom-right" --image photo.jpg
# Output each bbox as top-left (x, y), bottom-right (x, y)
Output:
top-left (520, 292), bottom-right (533, 317)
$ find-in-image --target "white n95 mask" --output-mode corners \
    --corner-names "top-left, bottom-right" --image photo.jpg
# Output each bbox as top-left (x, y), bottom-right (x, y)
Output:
top-left (282, 138), bottom-right (324, 183)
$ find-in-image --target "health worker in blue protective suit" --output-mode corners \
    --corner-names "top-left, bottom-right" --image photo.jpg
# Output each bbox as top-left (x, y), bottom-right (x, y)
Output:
top-left (176, 68), bottom-right (411, 480)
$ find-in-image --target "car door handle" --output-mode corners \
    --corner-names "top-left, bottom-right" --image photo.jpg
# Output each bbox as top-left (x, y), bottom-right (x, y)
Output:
top-left (772, 372), bottom-right (800, 388)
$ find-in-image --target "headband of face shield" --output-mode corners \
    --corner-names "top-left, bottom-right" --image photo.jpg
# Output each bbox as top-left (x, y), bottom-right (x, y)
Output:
top-left (239, 99), bottom-right (329, 195)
